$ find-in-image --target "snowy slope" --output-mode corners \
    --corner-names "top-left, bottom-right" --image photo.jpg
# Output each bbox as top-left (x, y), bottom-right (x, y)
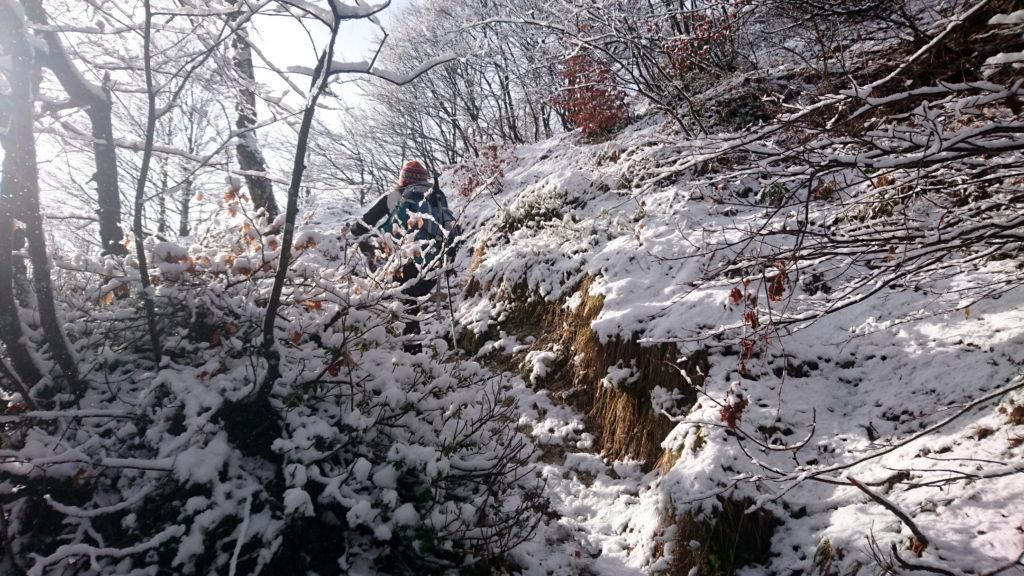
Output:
top-left (443, 118), bottom-right (1024, 574)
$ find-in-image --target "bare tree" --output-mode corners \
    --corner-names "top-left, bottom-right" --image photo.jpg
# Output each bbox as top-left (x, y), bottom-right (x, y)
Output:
top-left (323, 0), bottom-right (565, 198)
top-left (0, 0), bottom-right (82, 395)
top-left (257, 0), bottom-right (456, 404)
top-left (0, 4), bottom-right (43, 396)
top-left (230, 2), bottom-right (280, 219)
top-left (22, 0), bottom-right (127, 256)
top-left (0, 154), bottom-right (43, 402)
top-left (173, 89), bottom-right (219, 237)
top-left (127, 0), bottom-right (164, 365)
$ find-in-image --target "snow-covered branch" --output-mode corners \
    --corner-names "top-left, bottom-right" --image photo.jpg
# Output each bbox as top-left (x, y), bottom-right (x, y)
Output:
top-left (288, 53), bottom-right (457, 85)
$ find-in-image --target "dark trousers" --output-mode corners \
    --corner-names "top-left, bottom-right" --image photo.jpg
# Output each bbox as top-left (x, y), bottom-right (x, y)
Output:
top-left (399, 262), bottom-right (437, 351)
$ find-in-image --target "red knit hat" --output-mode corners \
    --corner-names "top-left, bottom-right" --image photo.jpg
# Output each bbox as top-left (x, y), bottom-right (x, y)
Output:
top-left (398, 160), bottom-right (430, 187)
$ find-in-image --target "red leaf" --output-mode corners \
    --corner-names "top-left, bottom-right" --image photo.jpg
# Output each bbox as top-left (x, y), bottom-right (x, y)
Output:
top-left (552, 51), bottom-right (630, 137)
top-left (744, 310), bottom-right (760, 330)
top-left (768, 273), bottom-right (786, 302)
top-left (740, 338), bottom-right (755, 357)
top-left (729, 287), bottom-right (743, 306)
top-left (719, 394), bottom-right (748, 429)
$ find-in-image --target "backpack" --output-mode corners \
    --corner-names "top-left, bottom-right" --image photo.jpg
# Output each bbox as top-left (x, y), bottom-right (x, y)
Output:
top-left (382, 182), bottom-right (459, 265)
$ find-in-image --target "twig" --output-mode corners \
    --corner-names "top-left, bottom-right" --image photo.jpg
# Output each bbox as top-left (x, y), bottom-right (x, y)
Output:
top-left (891, 543), bottom-right (961, 576)
top-left (849, 475), bottom-right (930, 555)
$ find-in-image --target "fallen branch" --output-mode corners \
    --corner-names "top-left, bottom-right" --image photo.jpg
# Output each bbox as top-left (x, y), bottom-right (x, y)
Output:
top-left (849, 475), bottom-right (930, 556)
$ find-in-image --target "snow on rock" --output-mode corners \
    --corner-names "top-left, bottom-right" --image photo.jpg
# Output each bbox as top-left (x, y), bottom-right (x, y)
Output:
top-left (989, 9), bottom-right (1024, 24)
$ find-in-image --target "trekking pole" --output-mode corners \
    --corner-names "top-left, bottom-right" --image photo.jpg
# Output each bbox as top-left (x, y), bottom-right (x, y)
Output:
top-left (442, 254), bottom-right (459, 351)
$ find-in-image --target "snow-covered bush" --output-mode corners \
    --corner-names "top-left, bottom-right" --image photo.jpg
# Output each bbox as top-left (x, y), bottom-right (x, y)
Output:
top-left (0, 214), bottom-right (542, 574)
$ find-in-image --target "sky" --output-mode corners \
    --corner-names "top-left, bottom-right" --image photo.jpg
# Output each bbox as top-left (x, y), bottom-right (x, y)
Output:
top-left (0, 1), bottom-right (415, 225)
top-left (241, 1), bottom-right (416, 202)
top-left (250, 0), bottom-right (413, 106)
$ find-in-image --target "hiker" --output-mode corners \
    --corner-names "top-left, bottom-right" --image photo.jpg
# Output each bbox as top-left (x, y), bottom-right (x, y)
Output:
top-left (350, 160), bottom-right (459, 351)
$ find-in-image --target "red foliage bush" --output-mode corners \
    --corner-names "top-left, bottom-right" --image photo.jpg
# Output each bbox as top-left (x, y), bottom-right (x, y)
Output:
top-left (551, 51), bottom-right (630, 137)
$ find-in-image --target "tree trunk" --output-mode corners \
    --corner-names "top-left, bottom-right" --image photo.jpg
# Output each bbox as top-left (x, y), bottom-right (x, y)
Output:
top-left (133, 0), bottom-right (163, 365)
top-left (231, 8), bottom-right (279, 220)
top-left (0, 0), bottom-right (82, 395)
top-left (157, 160), bottom-right (168, 236)
top-left (179, 178), bottom-right (192, 237)
top-left (258, 20), bottom-right (340, 405)
top-left (541, 104), bottom-right (553, 139)
top-left (0, 153), bottom-right (44, 396)
top-left (22, 0), bottom-right (126, 256)
top-left (0, 357), bottom-right (35, 410)
top-left (11, 226), bottom-right (31, 308)
top-left (89, 94), bottom-right (126, 255)
top-left (497, 67), bottom-right (523, 144)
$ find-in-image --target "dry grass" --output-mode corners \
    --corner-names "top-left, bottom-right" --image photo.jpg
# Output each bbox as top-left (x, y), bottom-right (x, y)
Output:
top-left (463, 242), bottom-right (489, 299)
top-left (479, 276), bottom-right (707, 466)
top-left (1007, 404), bottom-right (1024, 426)
top-left (656, 499), bottom-right (777, 576)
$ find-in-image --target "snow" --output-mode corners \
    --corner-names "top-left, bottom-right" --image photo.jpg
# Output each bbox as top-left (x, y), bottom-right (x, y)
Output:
top-left (27, 525), bottom-right (187, 576)
top-left (151, 241), bottom-right (191, 278)
top-left (600, 361), bottom-right (639, 390)
top-left (173, 432), bottom-right (230, 485)
top-left (370, 464), bottom-right (397, 488)
top-left (352, 457), bottom-right (372, 482)
top-left (524, 349), bottom-right (557, 384)
top-left (392, 502), bottom-right (418, 526)
top-left (984, 11), bottom-right (1024, 73)
top-left (989, 10), bottom-right (1024, 25)
top-left (7, 1), bottom-right (1024, 574)
top-left (444, 88), bottom-right (1024, 573)
top-left (283, 488), bottom-right (315, 517)
top-left (345, 499), bottom-right (377, 528)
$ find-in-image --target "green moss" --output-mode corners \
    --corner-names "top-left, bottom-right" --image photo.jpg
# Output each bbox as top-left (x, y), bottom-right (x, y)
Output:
top-left (814, 538), bottom-right (835, 574)
top-left (761, 182), bottom-right (788, 207)
top-left (811, 538), bottom-right (861, 576)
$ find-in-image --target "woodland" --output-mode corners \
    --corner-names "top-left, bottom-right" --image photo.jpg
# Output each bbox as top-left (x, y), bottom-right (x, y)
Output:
top-left (0, 0), bottom-right (1023, 574)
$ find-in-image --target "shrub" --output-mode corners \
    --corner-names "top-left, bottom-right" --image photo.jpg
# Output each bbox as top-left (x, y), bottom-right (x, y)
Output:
top-left (1, 211), bottom-right (544, 575)
top-left (551, 50), bottom-right (630, 138)
top-left (451, 143), bottom-right (509, 198)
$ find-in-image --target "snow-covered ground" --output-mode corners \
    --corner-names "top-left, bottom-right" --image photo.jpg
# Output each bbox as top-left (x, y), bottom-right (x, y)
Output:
top-left (436, 120), bottom-right (1024, 574)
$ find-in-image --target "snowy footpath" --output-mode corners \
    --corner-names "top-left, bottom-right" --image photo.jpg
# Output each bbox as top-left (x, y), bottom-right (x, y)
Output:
top-left (497, 377), bottom-right (663, 576)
